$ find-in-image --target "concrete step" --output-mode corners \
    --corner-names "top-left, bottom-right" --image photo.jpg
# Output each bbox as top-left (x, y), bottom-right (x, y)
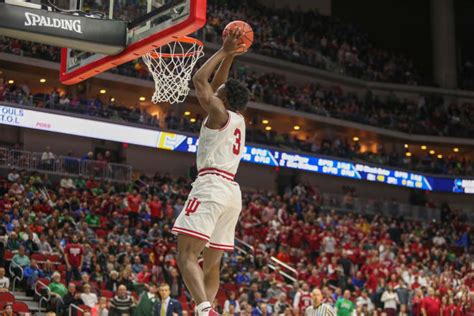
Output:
top-left (23, 300), bottom-right (46, 313)
top-left (12, 290), bottom-right (26, 297)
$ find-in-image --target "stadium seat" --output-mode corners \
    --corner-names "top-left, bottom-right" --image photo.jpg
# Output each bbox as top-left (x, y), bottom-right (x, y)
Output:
top-left (0, 292), bottom-right (15, 303)
top-left (31, 253), bottom-right (47, 263)
top-left (47, 254), bottom-right (62, 264)
top-left (12, 302), bottom-right (29, 313)
top-left (4, 250), bottom-right (14, 261)
top-left (100, 289), bottom-right (113, 299)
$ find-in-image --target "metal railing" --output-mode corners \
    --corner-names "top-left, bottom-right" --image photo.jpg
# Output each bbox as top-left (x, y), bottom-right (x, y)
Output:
top-left (235, 238), bottom-right (297, 283)
top-left (35, 279), bottom-right (51, 312)
top-left (0, 147), bottom-right (132, 182)
top-left (9, 259), bottom-right (23, 292)
top-left (69, 304), bottom-right (86, 316)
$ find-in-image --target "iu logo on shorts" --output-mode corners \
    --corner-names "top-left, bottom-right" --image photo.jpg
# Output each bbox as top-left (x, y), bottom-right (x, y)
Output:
top-left (185, 197), bottom-right (201, 216)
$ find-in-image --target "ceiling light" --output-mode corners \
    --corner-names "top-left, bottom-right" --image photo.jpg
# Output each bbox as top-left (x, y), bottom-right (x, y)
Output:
top-left (421, 145), bottom-right (427, 150)
top-left (262, 120), bottom-right (269, 125)
top-left (405, 152), bottom-right (412, 157)
top-left (99, 89), bottom-right (106, 94)
top-left (190, 118), bottom-right (196, 123)
top-left (139, 97), bottom-right (146, 101)
top-left (293, 125), bottom-right (300, 131)
top-left (437, 154), bottom-right (443, 159)
top-left (184, 111), bottom-right (191, 116)
top-left (7, 80), bottom-right (14, 84)
top-left (453, 148), bottom-right (459, 153)
top-left (429, 150), bottom-right (435, 155)
top-left (404, 144), bottom-right (408, 149)
top-left (353, 136), bottom-right (360, 142)
top-left (110, 97), bottom-right (115, 102)
top-left (265, 126), bottom-right (272, 131)
top-left (39, 78), bottom-right (46, 83)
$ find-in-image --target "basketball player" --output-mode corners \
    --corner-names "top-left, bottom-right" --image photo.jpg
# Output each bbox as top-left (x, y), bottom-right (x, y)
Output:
top-left (171, 28), bottom-right (249, 316)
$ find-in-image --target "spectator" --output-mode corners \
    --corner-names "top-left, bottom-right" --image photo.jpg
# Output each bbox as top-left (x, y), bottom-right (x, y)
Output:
top-left (293, 282), bottom-right (312, 314)
top-left (1, 304), bottom-right (14, 316)
top-left (80, 283), bottom-right (98, 308)
top-left (64, 235), bottom-right (84, 284)
top-left (252, 302), bottom-right (271, 316)
top-left (60, 176), bottom-right (76, 190)
top-left (109, 285), bottom-right (135, 316)
top-left (62, 283), bottom-right (84, 316)
top-left (23, 259), bottom-right (43, 295)
top-left (37, 234), bottom-right (53, 254)
top-left (304, 288), bottom-right (336, 316)
top-left (153, 283), bottom-right (182, 316)
top-left (224, 291), bottom-right (240, 314)
top-left (0, 267), bottom-right (10, 292)
top-left (355, 290), bottom-right (374, 314)
top-left (12, 245), bottom-right (30, 268)
top-left (7, 168), bottom-right (19, 182)
top-left (135, 283), bottom-right (158, 316)
top-left (273, 293), bottom-right (289, 315)
top-left (381, 285), bottom-right (399, 316)
top-left (48, 272), bottom-right (68, 314)
top-left (420, 288), bottom-right (441, 316)
top-left (92, 297), bottom-right (109, 316)
top-left (41, 146), bottom-right (55, 170)
top-left (335, 290), bottom-right (355, 316)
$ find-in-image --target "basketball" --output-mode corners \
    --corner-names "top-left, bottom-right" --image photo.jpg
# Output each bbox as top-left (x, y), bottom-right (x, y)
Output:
top-left (222, 20), bottom-right (254, 53)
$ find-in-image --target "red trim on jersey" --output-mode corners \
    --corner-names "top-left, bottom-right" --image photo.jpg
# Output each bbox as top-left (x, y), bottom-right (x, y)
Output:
top-left (198, 168), bottom-right (235, 178)
top-left (199, 172), bottom-right (235, 181)
top-left (209, 243), bottom-right (234, 251)
top-left (172, 227), bottom-right (210, 241)
top-left (209, 242), bottom-right (234, 249)
top-left (218, 112), bottom-right (231, 131)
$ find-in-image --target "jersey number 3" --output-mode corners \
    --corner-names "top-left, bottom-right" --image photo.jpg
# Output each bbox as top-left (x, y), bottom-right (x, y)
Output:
top-left (233, 128), bottom-right (241, 155)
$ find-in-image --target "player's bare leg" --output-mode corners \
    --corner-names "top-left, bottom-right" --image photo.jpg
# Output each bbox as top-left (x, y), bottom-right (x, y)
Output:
top-left (176, 235), bottom-right (209, 305)
top-left (203, 248), bottom-right (224, 303)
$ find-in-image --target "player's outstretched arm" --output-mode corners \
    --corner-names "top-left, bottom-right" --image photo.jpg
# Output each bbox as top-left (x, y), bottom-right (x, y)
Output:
top-left (193, 28), bottom-right (245, 128)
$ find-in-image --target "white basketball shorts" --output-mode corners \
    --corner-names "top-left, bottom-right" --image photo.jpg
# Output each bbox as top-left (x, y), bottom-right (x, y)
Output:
top-left (172, 173), bottom-right (242, 251)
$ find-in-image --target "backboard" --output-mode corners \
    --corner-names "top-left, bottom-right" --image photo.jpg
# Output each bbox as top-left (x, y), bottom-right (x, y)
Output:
top-left (60, 0), bottom-right (206, 85)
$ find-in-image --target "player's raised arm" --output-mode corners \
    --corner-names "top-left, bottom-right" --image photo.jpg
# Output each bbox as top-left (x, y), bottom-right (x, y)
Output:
top-left (192, 28), bottom-right (245, 128)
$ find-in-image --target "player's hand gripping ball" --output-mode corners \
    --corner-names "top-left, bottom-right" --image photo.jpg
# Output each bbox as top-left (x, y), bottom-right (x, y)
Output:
top-left (222, 20), bottom-right (254, 54)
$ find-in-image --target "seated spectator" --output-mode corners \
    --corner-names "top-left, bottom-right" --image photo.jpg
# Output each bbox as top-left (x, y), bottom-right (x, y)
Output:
top-left (135, 283), bottom-right (158, 316)
top-left (105, 270), bottom-right (120, 292)
top-left (224, 291), bottom-right (240, 314)
top-left (136, 265), bottom-right (151, 284)
top-left (272, 293), bottom-right (288, 315)
top-left (62, 283), bottom-right (84, 316)
top-left (80, 283), bottom-right (98, 308)
top-left (91, 297), bottom-right (109, 316)
top-left (6, 232), bottom-right (21, 251)
top-left (48, 272), bottom-right (68, 314)
top-left (60, 176), bottom-right (76, 190)
top-left (7, 168), bottom-right (19, 183)
top-left (109, 285), bottom-right (136, 316)
top-left (153, 283), bottom-right (182, 316)
top-left (12, 245), bottom-right (30, 268)
top-left (36, 234), bottom-right (53, 254)
top-left (0, 268), bottom-right (10, 292)
top-left (0, 303), bottom-right (15, 316)
top-left (23, 259), bottom-right (44, 295)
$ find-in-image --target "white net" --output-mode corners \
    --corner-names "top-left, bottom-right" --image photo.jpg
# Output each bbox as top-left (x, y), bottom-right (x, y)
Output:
top-left (142, 38), bottom-right (205, 104)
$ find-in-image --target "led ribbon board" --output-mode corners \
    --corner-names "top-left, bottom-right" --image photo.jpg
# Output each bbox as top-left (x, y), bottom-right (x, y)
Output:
top-left (0, 104), bottom-right (472, 194)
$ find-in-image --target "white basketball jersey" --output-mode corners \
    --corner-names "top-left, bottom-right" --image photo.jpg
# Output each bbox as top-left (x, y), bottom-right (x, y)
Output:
top-left (196, 110), bottom-right (246, 179)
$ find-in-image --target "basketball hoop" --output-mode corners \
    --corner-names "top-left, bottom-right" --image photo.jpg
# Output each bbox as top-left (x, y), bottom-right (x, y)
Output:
top-left (142, 36), bottom-right (204, 104)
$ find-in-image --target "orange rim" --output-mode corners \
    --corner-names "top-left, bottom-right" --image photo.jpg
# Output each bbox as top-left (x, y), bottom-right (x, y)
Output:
top-left (148, 36), bottom-right (204, 58)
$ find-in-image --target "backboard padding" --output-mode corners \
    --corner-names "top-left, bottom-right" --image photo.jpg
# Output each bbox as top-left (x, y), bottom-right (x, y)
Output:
top-left (60, 0), bottom-right (206, 85)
